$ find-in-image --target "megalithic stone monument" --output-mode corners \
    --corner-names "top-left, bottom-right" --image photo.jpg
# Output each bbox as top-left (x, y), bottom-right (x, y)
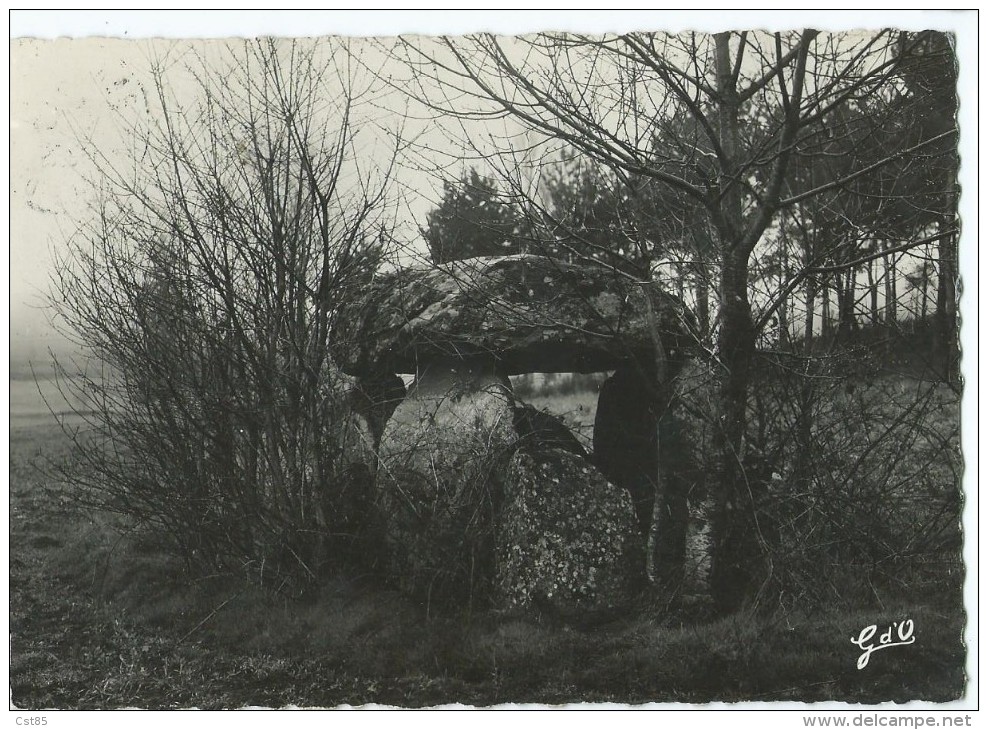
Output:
top-left (334, 254), bottom-right (699, 614)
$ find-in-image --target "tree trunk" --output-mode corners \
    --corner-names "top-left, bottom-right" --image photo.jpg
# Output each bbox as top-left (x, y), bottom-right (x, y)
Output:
top-left (920, 259), bottom-right (930, 320)
top-left (867, 253), bottom-right (880, 325)
top-left (936, 220), bottom-right (959, 381)
top-left (643, 289), bottom-right (681, 589)
top-left (835, 272), bottom-right (847, 337)
top-left (778, 291), bottom-right (789, 347)
top-left (778, 240), bottom-right (789, 347)
top-left (804, 228), bottom-right (817, 348)
top-left (709, 247), bottom-right (758, 613)
top-left (838, 267), bottom-right (856, 337)
top-left (704, 33), bottom-right (761, 613)
top-left (884, 241), bottom-right (898, 326)
top-left (804, 277), bottom-right (816, 347)
top-left (694, 264), bottom-right (711, 342)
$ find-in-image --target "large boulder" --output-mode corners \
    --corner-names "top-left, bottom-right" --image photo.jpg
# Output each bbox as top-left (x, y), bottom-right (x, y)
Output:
top-left (512, 401), bottom-right (587, 458)
top-left (593, 366), bottom-right (660, 538)
top-left (350, 372), bottom-right (407, 447)
top-left (335, 254), bottom-right (696, 376)
top-left (375, 357), bottom-right (516, 605)
top-left (497, 448), bottom-right (643, 617)
top-left (594, 365), bottom-right (697, 585)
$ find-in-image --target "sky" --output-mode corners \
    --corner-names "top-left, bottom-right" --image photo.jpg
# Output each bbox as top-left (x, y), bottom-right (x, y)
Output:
top-left (10, 39), bottom-right (153, 352)
top-left (7, 9), bottom-right (979, 367)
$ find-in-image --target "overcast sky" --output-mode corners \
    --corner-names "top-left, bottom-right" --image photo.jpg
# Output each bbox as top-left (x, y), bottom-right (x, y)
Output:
top-left (7, 10), bottom-right (978, 361)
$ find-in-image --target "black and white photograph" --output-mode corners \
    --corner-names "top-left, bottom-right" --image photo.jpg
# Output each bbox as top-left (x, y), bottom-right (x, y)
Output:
top-left (8, 10), bottom-right (977, 713)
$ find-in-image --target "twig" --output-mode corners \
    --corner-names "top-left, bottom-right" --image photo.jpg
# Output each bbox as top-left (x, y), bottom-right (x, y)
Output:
top-left (177, 591), bottom-right (242, 645)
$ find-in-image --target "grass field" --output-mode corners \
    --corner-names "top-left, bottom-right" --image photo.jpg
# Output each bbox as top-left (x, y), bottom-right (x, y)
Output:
top-left (9, 379), bottom-right (969, 708)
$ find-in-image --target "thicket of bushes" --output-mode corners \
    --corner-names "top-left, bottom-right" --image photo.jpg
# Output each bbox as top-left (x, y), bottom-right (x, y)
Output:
top-left (50, 40), bottom-right (391, 597)
top-left (667, 340), bottom-right (962, 613)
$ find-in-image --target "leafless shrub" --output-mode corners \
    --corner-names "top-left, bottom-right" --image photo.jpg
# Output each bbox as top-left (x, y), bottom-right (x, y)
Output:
top-left (49, 39), bottom-right (396, 595)
top-left (743, 349), bottom-right (962, 611)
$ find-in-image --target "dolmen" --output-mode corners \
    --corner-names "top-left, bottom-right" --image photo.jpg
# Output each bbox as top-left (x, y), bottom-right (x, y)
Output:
top-left (335, 254), bottom-right (697, 616)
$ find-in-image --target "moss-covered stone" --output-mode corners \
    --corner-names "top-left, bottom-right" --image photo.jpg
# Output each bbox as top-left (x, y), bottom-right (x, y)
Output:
top-left (335, 255), bottom-right (697, 376)
top-left (512, 401), bottom-right (587, 457)
top-left (497, 448), bottom-right (643, 617)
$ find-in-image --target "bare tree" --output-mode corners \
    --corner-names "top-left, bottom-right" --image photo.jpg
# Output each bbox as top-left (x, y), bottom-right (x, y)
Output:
top-left (51, 39), bottom-right (397, 593)
top-left (378, 29), bottom-right (959, 611)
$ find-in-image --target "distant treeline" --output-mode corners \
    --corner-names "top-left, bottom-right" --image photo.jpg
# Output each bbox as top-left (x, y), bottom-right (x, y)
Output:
top-left (781, 314), bottom-right (958, 382)
top-left (510, 314), bottom-right (956, 399)
top-left (10, 338), bottom-right (83, 381)
top-left (10, 361), bottom-right (59, 381)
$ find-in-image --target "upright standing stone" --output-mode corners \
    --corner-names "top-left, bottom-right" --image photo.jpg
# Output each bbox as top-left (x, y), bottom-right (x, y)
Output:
top-left (376, 357), bottom-right (516, 605)
top-left (594, 366), bottom-right (659, 537)
top-left (594, 365), bottom-right (692, 584)
top-left (512, 401), bottom-right (587, 457)
top-left (497, 448), bottom-right (643, 617)
top-left (669, 358), bottom-right (717, 597)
